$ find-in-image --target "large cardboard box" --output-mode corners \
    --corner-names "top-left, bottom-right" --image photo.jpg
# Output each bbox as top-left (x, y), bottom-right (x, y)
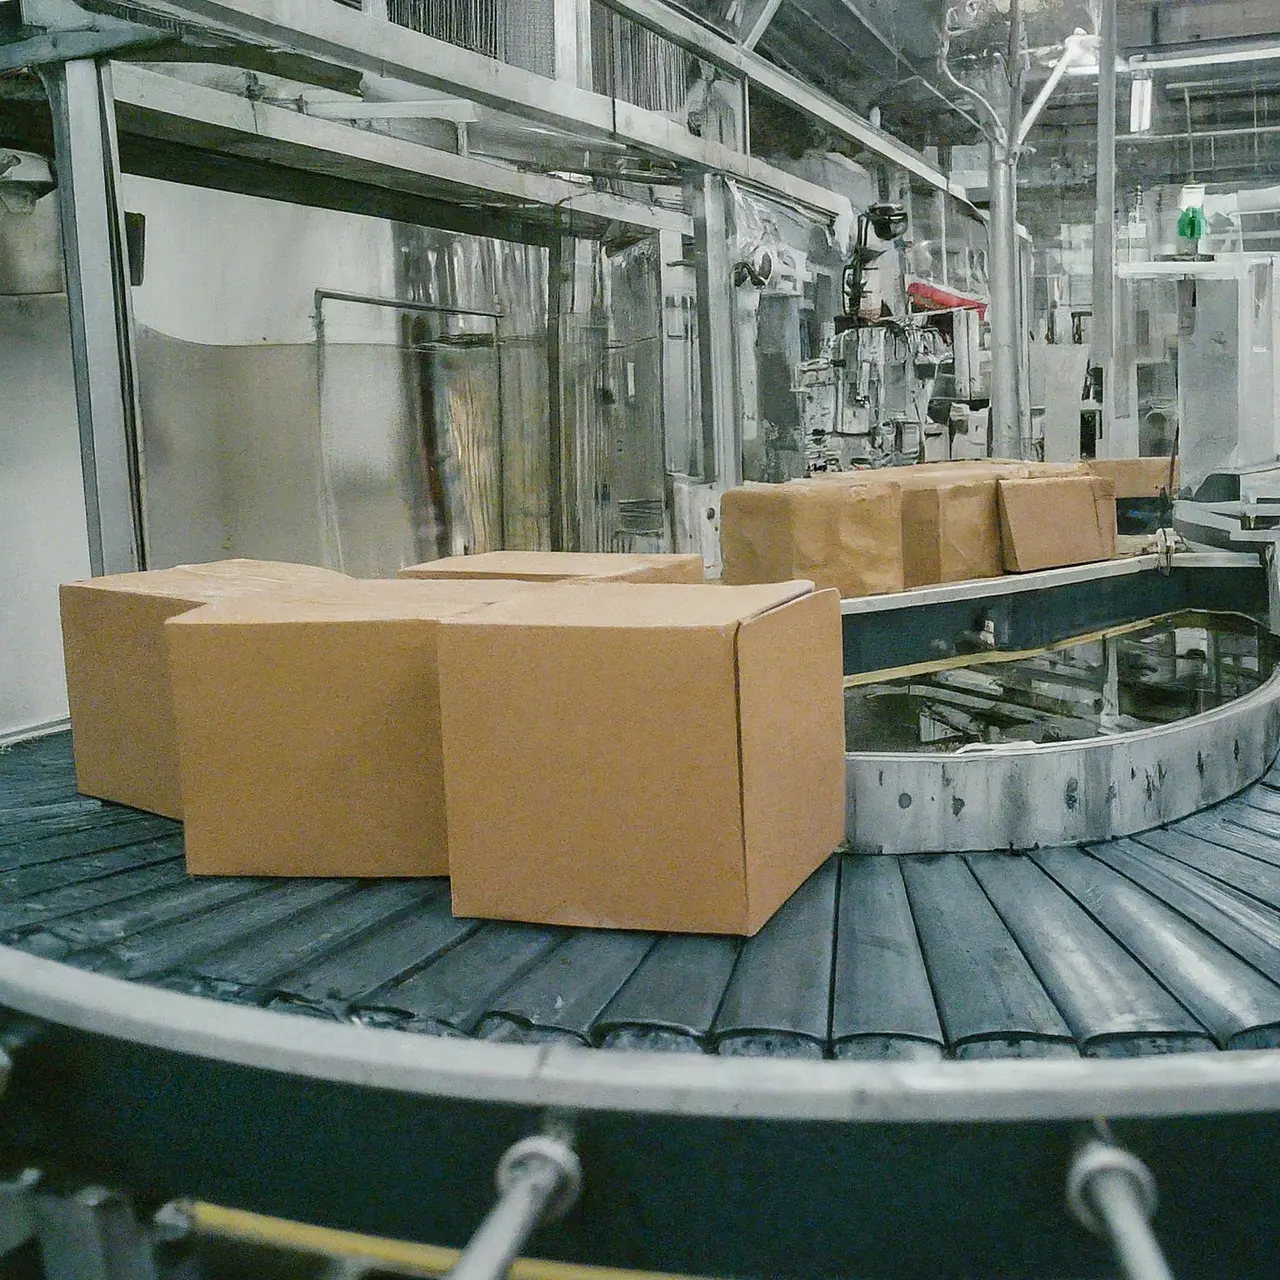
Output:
top-left (795, 463), bottom-right (1030, 589)
top-left (997, 475), bottom-right (1118, 572)
top-left (60, 560), bottom-right (349, 818)
top-left (438, 581), bottom-right (845, 935)
top-left (166, 579), bottom-right (531, 878)
top-left (1083, 457), bottom-right (1180, 499)
top-left (398, 551), bottom-right (704, 584)
top-left (720, 480), bottom-right (904, 599)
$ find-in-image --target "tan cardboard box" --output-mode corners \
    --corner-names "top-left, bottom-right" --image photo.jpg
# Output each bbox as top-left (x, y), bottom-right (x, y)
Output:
top-left (997, 475), bottom-right (1118, 572)
top-left (397, 551), bottom-right (705, 583)
top-left (900, 481), bottom-right (1004, 586)
top-left (60, 559), bottom-right (349, 818)
top-left (774, 465), bottom-right (1018, 590)
top-left (167, 579), bottom-right (531, 878)
top-left (721, 480), bottom-right (904, 599)
top-left (438, 581), bottom-right (845, 936)
top-left (1083, 457), bottom-right (1180, 499)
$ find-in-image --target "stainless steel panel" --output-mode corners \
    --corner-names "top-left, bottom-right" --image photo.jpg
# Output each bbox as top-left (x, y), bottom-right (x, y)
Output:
top-left (847, 667), bottom-right (1280, 854)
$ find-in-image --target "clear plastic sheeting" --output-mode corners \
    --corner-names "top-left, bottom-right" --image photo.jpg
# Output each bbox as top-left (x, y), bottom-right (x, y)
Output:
top-left (129, 179), bottom-right (668, 571)
top-left (391, 225), bottom-right (552, 560)
top-left (725, 181), bottom-right (846, 483)
top-left (316, 294), bottom-right (502, 578)
top-left (605, 238), bottom-right (667, 552)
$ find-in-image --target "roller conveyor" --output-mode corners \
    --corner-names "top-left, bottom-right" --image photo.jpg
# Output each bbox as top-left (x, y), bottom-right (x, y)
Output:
top-left (9, 730), bottom-right (1280, 1061)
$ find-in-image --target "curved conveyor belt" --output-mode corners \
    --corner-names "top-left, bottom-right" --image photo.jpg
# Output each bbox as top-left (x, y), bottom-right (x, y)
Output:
top-left (7, 731), bottom-right (1280, 1058)
top-left (9, 730), bottom-right (1280, 1280)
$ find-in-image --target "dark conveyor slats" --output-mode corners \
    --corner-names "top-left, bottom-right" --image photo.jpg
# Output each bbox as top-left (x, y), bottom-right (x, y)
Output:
top-left (1089, 842), bottom-right (1280, 990)
top-left (351, 922), bottom-right (566, 1037)
top-left (478, 931), bottom-right (657, 1046)
top-left (10, 731), bottom-right (1280, 1059)
top-left (162, 881), bottom-right (440, 1003)
top-left (831, 855), bottom-right (943, 1061)
top-left (1036, 848), bottom-right (1280, 1050)
top-left (594, 935), bottom-right (740, 1053)
top-left (1133, 827), bottom-right (1280, 908)
top-left (710, 858), bottom-right (839, 1059)
top-left (968, 853), bottom-right (1214, 1056)
top-left (269, 889), bottom-right (478, 1018)
top-left (901, 855), bottom-right (1077, 1059)
top-left (1176, 812), bottom-right (1280, 870)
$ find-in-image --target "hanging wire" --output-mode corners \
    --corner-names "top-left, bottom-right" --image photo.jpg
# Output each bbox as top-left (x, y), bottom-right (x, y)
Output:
top-left (937, 12), bottom-right (1008, 146)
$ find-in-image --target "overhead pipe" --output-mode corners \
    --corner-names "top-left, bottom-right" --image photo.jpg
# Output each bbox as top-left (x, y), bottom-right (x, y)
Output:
top-left (1015, 29), bottom-right (1100, 150)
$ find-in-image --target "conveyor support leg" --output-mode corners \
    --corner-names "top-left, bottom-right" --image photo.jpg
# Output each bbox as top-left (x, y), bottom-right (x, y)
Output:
top-left (33, 1186), bottom-right (160, 1280)
top-left (1067, 1136), bottom-right (1174, 1280)
top-left (447, 1132), bottom-right (581, 1280)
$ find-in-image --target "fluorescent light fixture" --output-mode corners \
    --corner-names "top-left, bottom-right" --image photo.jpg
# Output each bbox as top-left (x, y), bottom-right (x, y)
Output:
top-left (1132, 42), bottom-right (1280, 72)
top-left (1129, 72), bottom-right (1153, 133)
top-left (1067, 39), bottom-right (1280, 77)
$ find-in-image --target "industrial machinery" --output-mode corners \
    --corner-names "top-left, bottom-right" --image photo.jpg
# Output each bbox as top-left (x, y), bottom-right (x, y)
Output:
top-left (796, 319), bottom-right (950, 471)
top-left (1114, 257), bottom-right (1280, 491)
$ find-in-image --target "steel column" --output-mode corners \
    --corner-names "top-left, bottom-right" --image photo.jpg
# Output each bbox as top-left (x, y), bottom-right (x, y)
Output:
top-left (33, 1187), bottom-right (159, 1280)
top-left (43, 59), bottom-right (145, 575)
top-left (1093, 0), bottom-right (1118, 448)
top-left (689, 174), bottom-right (740, 489)
top-left (987, 145), bottom-right (1019, 459)
top-left (546, 236), bottom-right (568, 551)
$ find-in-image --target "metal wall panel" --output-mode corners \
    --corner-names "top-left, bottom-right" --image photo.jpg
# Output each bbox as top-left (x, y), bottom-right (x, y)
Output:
top-left (0, 294), bottom-right (91, 737)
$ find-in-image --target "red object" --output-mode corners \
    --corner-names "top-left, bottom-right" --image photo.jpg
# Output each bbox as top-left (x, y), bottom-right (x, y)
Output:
top-left (907, 280), bottom-right (987, 320)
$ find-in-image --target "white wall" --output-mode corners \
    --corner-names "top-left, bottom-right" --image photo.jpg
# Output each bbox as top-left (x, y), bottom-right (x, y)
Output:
top-left (125, 176), bottom-right (400, 345)
top-left (0, 294), bottom-right (90, 738)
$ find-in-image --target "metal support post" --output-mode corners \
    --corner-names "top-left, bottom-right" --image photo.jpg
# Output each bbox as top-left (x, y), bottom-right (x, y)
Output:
top-left (987, 144), bottom-right (1019, 459)
top-left (689, 174), bottom-right (740, 489)
top-left (1005, 0), bottom-right (1030, 452)
top-left (1265, 544), bottom-right (1280, 636)
top-left (1092, 0), bottom-right (1118, 451)
top-left (447, 1134), bottom-right (581, 1280)
top-left (42, 58), bottom-right (145, 575)
top-left (1067, 1137), bottom-right (1174, 1280)
top-left (34, 1186), bottom-right (160, 1280)
top-left (546, 235), bottom-right (569, 551)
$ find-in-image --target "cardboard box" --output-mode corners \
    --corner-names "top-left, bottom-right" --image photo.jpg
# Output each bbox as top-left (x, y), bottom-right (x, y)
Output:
top-left (802, 463), bottom-right (1026, 588)
top-left (721, 480), bottom-right (904, 599)
top-left (900, 480), bottom-right (1004, 586)
top-left (438, 581), bottom-right (845, 935)
top-left (166, 579), bottom-right (531, 878)
top-left (397, 551), bottom-right (704, 584)
top-left (997, 476), bottom-right (1118, 572)
top-left (60, 560), bottom-right (350, 818)
top-left (1083, 457), bottom-right (1180, 499)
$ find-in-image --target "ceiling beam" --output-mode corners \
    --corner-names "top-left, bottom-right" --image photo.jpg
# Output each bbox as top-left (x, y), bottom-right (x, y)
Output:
top-left (738, 0), bottom-right (783, 50)
top-left (595, 0), bottom-right (969, 201)
top-left (110, 64), bottom-right (693, 237)
top-left (77, 0), bottom-right (850, 219)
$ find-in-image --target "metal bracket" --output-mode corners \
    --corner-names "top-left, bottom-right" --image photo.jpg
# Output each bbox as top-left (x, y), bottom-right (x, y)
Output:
top-left (31, 1185), bottom-right (160, 1280)
top-left (4, 0), bottom-right (165, 69)
top-left (446, 1130), bottom-right (581, 1280)
top-left (1154, 524), bottom-right (1176, 576)
top-left (1066, 1137), bottom-right (1173, 1280)
top-left (0, 26), bottom-right (164, 70)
